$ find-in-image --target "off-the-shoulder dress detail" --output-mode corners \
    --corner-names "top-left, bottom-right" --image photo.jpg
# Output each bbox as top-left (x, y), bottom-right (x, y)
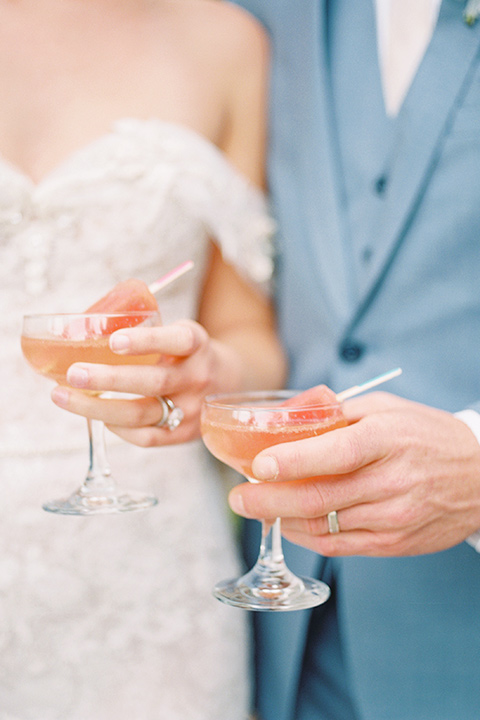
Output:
top-left (0, 118), bottom-right (274, 720)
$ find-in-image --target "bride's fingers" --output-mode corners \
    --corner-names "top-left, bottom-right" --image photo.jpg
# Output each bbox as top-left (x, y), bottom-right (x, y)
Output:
top-left (65, 360), bottom-right (208, 399)
top-left (51, 386), bottom-right (198, 445)
top-left (65, 363), bottom-right (171, 396)
top-left (51, 387), bottom-right (162, 426)
top-left (106, 417), bottom-right (198, 447)
top-left (109, 320), bottom-right (206, 358)
top-left (51, 387), bottom-right (200, 448)
top-left (65, 344), bottom-right (214, 398)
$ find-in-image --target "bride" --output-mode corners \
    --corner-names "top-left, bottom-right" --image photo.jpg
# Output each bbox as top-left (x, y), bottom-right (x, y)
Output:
top-left (0, 1), bottom-right (286, 718)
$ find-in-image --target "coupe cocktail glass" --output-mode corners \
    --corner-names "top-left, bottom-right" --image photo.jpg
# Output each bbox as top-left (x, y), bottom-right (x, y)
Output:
top-left (21, 311), bottom-right (162, 515)
top-left (201, 390), bottom-right (347, 611)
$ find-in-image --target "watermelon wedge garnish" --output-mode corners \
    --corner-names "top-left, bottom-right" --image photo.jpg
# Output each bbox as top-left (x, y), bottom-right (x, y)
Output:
top-left (84, 278), bottom-right (159, 333)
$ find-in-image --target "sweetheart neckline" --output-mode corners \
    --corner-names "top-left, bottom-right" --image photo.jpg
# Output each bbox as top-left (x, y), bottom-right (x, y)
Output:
top-left (0, 118), bottom-right (229, 189)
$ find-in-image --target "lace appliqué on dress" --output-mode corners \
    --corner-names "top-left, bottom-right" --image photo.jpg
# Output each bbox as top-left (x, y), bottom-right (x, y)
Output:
top-left (0, 118), bottom-right (273, 719)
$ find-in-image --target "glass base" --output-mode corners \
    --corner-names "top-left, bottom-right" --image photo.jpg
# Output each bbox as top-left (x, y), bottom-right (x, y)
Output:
top-left (43, 488), bottom-right (158, 516)
top-left (213, 571), bottom-right (331, 612)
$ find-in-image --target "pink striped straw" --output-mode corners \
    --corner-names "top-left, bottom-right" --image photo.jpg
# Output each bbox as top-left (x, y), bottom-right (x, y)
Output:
top-left (148, 260), bottom-right (194, 295)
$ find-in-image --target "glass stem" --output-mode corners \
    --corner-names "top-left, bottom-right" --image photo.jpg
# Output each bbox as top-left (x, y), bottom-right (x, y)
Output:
top-left (257, 518), bottom-right (286, 572)
top-left (82, 418), bottom-right (115, 496)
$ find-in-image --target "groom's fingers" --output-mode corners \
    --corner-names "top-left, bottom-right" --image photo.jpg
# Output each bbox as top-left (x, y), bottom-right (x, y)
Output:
top-left (228, 470), bottom-right (377, 522)
top-left (250, 418), bottom-right (386, 483)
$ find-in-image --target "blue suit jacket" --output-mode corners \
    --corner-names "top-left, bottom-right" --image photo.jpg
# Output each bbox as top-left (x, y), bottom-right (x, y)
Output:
top-left (232, 1), bottom-right (480, 718)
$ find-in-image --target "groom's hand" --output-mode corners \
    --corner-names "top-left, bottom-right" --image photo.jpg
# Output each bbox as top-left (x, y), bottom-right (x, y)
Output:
top-left (228, 392), bottom-right (480, 556)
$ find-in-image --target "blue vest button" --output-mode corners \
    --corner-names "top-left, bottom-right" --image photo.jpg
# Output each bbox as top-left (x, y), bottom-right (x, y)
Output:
top-left (340, 342), bottom-right (364, 362)
top-left (373, 174), bottom-right (388, 195)
top-left (362, 247), bottom-right (373, 262)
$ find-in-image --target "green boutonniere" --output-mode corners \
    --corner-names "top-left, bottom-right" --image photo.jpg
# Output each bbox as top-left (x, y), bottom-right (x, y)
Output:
top-left (464, 0), bottom-right (480, 25)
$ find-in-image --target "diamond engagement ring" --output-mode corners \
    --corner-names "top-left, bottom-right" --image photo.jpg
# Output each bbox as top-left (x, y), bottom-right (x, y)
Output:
top-left (155, 396), bottom-right (184, 431)
top-left (327, 510), bottom-right (340, 534)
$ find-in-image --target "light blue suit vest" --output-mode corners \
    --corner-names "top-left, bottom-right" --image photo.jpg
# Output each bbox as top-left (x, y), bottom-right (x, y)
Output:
top-left (233, 0), bottom-right (480, 718)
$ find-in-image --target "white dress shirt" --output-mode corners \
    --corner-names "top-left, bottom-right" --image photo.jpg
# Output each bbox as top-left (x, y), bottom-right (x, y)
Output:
top-left (375, 0), bottom-right (442, 116)
top-left (374, 0), bottom-right (480, 551)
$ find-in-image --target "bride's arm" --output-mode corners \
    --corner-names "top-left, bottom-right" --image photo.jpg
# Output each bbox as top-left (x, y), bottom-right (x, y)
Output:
top-left (51, 12), bottom-right (287, 447)
top-left (198, 243), bottom-right (286, 393)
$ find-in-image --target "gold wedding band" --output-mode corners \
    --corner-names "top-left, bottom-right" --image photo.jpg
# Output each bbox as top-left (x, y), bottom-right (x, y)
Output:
top-left (327, 510), bottom-right (340, 534)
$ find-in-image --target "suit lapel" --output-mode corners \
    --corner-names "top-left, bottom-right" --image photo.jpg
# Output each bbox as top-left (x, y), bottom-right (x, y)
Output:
top-left (301, 1), bottom-right (354, 323)
top-left (351, 0), bottom-right (480, 323)
top-left (269, 0), bottom-right (353, 325)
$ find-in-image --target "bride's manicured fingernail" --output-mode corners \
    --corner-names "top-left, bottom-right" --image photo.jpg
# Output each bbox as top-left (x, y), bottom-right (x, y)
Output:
top-left (110, 333), bottom-right (130, 353)
top-left (51, 387), bottom-right (70, 408)
top-left (66, 365), bottom-right (89, 388)
top-left (252, 455), bottom-right (279, 481)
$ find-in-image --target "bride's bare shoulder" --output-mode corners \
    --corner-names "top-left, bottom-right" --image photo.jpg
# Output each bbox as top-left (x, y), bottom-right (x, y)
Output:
top-left (183, 0), bottom-right (266, 34)
top-left (155, 0), bottom-right (268, 57)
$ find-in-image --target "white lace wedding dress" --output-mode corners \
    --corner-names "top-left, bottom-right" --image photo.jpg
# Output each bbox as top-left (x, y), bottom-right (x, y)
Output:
top-left (0, 119), bottom-right (274, 720)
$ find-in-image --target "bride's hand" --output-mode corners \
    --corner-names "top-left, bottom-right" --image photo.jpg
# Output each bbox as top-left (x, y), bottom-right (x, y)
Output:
top-left (50, 319), bottom-right (243, 447)
top-left (50, 248), bottom-right (287, 447)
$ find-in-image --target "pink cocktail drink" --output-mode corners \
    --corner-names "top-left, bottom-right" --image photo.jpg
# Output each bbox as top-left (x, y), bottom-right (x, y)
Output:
top-left (201, 390), bottom-right (346, 611)
top-left (21, 317), bottom-right (161, 386)
top-left (18, 265), bottom-right (198, 516)
top-left (202, 406), bottom-right (346, 479)
top-left (21, 310), bottom-right (162, 515)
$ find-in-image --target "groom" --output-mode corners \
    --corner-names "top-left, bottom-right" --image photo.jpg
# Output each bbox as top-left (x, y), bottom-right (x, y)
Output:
top-left (231, 1), bottom-right (480, 719)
